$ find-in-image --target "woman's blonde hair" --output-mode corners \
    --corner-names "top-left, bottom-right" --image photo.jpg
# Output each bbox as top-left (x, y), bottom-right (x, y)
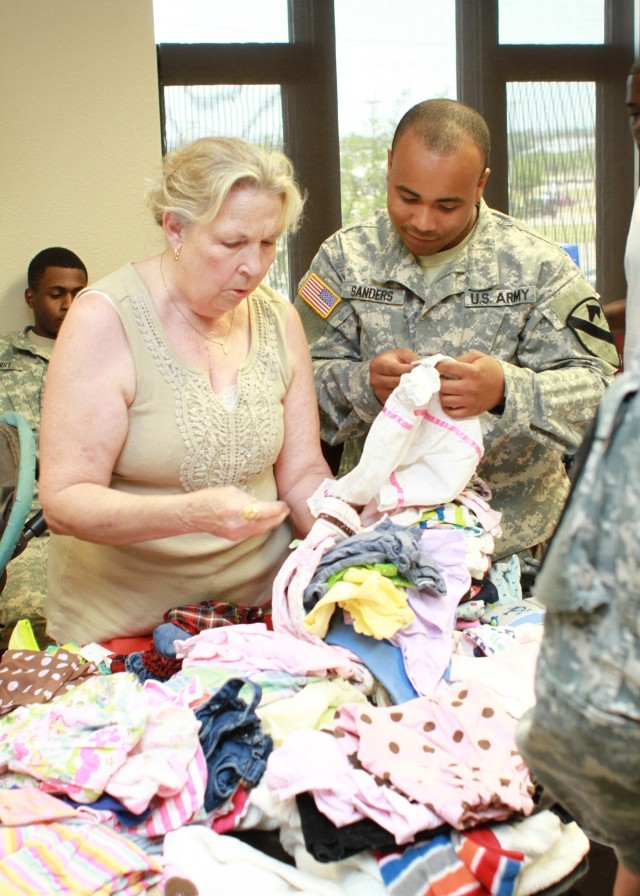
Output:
top-left (145, 136), bottom-right (305, 234)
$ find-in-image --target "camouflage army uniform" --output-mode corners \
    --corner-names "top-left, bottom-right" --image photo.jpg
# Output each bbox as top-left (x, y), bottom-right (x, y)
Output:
top-left (295, 200), bottom-right (619, 559)
top-left (517, 354), bottom-right (640, 873)
top-left (0, 327), bottom-right (52, 627)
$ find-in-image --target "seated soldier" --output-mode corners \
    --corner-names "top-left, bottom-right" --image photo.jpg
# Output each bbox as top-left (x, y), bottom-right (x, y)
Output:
top-left (0, 247), bottom-right (87, 634)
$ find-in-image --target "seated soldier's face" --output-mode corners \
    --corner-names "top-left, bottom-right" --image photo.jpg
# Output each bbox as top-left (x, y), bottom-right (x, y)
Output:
top-left (26, 266), bottom-right (88, 338)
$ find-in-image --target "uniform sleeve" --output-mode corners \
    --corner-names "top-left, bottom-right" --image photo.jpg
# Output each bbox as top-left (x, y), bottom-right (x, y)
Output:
top-left (295, 238), bottom-right (382, 445)
top-left (0, 340), bottom-right (46, 439)
top-left (0, 339), bottom-right (20, 416)
top-left (485, 260), bottom-right (619, 458)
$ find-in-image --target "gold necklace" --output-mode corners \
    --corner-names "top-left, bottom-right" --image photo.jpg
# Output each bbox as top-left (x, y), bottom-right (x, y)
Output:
top-left (159, 252), bottom-right (236, 355)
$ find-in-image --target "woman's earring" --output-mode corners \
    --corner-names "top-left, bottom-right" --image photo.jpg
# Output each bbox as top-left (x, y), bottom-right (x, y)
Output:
top-left (174, 245), bottom-right (181, 262)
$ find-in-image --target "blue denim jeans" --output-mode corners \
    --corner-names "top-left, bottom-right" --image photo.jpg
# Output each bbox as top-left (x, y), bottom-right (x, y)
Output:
top-left (153, 622), bottom-right (190, 657)
top-left (195, 677), bottom-right (273, 811)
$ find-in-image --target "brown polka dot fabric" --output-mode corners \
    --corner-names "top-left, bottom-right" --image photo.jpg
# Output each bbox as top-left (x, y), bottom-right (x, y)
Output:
top-left (331, 679), bottom-right (534, 828)
top-left (0, 650), bottom-right (98, 716)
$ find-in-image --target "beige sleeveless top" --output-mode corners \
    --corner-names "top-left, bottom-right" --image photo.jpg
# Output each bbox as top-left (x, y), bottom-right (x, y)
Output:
top-left (46, 263), bottom-right (293, 645)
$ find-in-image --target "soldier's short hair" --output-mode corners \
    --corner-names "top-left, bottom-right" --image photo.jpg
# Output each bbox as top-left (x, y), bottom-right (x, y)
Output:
top-left (27, 247), bottom-right (87, 291)
top-left (392, 99), bottom-right (491, 170)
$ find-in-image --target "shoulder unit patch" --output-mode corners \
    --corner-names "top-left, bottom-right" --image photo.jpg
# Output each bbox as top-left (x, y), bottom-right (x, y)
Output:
top-left (566, 298), bottom-right (620, 367)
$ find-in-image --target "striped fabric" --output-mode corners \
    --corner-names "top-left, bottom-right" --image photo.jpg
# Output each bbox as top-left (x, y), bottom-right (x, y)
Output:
top-left (376, 827), bottom-right (523, 896)
top-left (0, 821), bottom-right (163, 894)
top-left (130, 746), bottom-right (207, 838)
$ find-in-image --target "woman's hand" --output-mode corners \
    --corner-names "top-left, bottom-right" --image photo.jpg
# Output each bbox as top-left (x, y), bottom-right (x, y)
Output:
top-left (186, 486), bottom-right (290, 541)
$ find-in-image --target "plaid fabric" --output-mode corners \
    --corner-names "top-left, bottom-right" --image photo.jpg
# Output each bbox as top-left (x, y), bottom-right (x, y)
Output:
top-left (108, 601), bottom-right (268, 675)
top-left (165, 601), bottom-right (265, 635)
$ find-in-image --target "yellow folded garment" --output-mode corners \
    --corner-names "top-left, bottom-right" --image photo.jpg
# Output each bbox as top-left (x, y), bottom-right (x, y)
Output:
top-left (304, 567), bottom-right (414, 639)
top-left (8, 618), bottom-right (39, 651)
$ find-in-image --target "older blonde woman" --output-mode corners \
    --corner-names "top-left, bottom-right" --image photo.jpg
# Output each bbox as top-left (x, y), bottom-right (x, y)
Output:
top-left (39, 137), bottom-right (331, 645)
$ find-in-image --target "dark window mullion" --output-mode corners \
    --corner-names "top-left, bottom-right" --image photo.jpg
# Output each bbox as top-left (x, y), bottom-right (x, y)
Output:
top-left (157, 43), bottom-right (308, 86)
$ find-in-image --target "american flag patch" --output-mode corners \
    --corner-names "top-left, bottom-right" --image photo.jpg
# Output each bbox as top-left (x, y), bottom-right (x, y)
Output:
top-left (299, 273), bottom-right (341, 318)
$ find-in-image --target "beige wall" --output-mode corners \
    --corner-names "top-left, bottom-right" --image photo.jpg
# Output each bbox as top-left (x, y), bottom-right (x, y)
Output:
top-left (0, 0), bottom-right (164, 334)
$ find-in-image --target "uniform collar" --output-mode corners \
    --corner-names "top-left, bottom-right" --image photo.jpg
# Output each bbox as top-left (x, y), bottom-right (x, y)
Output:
top-left (371, 200), bottom-right (500, 301)
top-left (13, 326), bottom-right (55, 360)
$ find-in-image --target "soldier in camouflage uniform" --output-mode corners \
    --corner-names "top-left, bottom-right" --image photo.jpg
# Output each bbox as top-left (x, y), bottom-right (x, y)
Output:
top-left (295, 99), bottom-right (619, 564)
top-left (517, 353), bottom-right (640, 896)
top-left (0, 247), bottom-right (87, 630)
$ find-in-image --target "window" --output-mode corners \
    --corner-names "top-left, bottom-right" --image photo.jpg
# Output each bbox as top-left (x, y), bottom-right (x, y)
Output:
top-left (457, 0), bottom-right (635, 302)
top-left (334, 0), bottom-right (456, 224)
top-left (155, 0), bottom-right (637, 305)
top-left (499, 0), bottom-right (604, 44)
top-left (155, 1), bottom-right (341, 299)
top-left (508, 81), bottom-right (597, 280)
top-left (153, 0), bottom-right (289, 43)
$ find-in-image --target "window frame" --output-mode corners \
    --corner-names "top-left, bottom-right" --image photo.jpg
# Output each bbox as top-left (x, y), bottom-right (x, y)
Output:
top-left (156, 0), bottom-right (342, 299)
top-left (456, 0), bottom-right (637, 302)
top-left (156, 0), bottom-right (637, 304)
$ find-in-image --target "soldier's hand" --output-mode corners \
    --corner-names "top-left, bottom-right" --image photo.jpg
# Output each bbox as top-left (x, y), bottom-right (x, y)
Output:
top-left (436, 350), bottom-right (505, 417)
top-left (369, 348), bottom-right (420, 405)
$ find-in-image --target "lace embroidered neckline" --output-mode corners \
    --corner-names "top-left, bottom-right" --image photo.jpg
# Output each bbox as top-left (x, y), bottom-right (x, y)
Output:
top-left (129, 283), bottom-right (284, 493)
